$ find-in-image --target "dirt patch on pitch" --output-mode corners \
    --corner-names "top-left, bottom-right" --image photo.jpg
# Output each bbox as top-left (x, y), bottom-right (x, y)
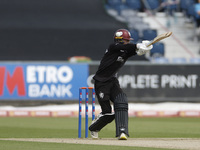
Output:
top-left (1, 138), bottom-right (200, 150)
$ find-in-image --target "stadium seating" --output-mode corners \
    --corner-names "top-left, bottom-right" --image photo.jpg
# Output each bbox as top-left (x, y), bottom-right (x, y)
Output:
top-left (189, 58), bottom-right (200, 63)
top-left (151, 57), bottom-right (169, 63)
top-left (172, 58), bottom-right (187, 63)
top-left (125, 0), bottom-right (142, 11)
top-left (180, 0), bottom-right (196, 20)
top-left (142, 29), bottom-right (157, 41)
top-left (103, 0), bottom-right (199, 63)
top-left (150, 42), bottom-right (165, 57)
top-left (183, 4), bottom-right (196, 22)
top-left (105, 0), bottom-right (127, 15)
top-left (106, 0), bottom-right (122, 9)
top-left (180, 0), bottom-right (195, 11)
top-left (187, 4), bottom-right (195, 17)
top-left (144, 0), bottom-right (160, 10)
top-left (129, 23), bottom-right (150, 38)
top-left (161, 0), bottom-right (178, 14)
top-left (130, 29), bottom-right (140, 43)
top-left (114, 4), bottom-right (129, 15)
top-left (126, 16), bottom-right (143, 24)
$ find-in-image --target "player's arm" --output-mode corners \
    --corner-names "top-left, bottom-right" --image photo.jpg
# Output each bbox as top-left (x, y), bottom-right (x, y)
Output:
top-left (110, 43), bottom-right (137, 55)
top-left (136, 40), bottom-right (153, 56)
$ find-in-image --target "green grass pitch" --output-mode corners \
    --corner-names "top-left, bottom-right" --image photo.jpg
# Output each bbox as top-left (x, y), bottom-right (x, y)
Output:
top-left (0, 117), bottom-right (200, 150)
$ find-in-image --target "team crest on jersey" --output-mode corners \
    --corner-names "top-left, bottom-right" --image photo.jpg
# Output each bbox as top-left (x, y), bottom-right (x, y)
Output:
top-left (99, 91), bottom-right (104, 99)
top-left (117, 56), bottom-right (124, 62)
top-left (105, 49), bottom-right (108, 53)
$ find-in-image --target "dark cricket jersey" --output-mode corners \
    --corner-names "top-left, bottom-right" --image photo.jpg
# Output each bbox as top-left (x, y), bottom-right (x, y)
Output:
top-left (93, 43), bottom-right (137, 82)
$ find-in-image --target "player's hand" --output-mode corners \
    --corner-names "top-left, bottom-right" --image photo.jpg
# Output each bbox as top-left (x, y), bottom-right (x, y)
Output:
top-left (136, 42), bottom-right (153, 56)
top-left (142, 40), bottom-right (153, 50)
top-left (137, 42), bottom-right (153, 51)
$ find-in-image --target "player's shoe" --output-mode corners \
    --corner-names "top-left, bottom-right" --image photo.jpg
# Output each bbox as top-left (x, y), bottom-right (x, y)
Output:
top-left (90, 131), bottom-right (98, 139)
top-left (90, 118), bottom-right (99, 139)
top-left (118, 133), bottom-right (127, 140)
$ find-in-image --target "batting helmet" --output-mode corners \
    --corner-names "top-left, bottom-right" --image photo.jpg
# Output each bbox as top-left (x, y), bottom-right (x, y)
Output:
top-left (114, 29), bottom-right (133, 43)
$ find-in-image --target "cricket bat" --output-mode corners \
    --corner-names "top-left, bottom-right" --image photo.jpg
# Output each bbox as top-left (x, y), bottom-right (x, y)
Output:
top-left (147, 31), bottom-right (172, 47)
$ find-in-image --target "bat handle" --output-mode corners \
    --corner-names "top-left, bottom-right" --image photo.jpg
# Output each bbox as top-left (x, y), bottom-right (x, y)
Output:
top-left (146, 40), bottom-right (153, 47)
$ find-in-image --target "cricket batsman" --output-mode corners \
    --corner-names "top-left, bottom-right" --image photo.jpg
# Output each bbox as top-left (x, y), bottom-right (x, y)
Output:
top-left (89, 29), bottom-right (153, 140)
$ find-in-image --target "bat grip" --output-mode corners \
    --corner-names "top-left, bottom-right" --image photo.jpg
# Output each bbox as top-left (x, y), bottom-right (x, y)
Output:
top-left (146, 40), bottom-right (153, 47)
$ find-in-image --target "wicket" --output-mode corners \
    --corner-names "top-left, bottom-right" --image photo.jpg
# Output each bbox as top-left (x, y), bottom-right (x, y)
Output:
top-left (78, 87), bottom-right (95, 138)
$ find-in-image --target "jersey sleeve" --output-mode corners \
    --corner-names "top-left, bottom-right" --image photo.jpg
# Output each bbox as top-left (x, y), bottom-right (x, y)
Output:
top-left (109, 43), bottom-right (137, 55)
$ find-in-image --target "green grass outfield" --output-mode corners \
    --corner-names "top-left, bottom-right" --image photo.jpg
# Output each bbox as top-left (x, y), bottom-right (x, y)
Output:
top-left (0, 117), bottom-right (200, 150)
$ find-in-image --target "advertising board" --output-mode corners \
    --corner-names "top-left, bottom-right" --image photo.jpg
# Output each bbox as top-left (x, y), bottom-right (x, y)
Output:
top-left (1, 62), bottom-right (200, 102)
top-left (0, 63), bottom-right (88, 100)
top-left (89, 63), bottom-right (200, 102)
